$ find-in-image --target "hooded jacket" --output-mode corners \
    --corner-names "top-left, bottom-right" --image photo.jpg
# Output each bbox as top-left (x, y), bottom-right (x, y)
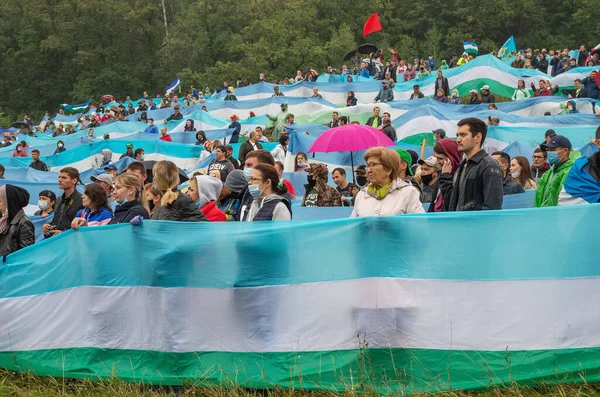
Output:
top-left (439, 60), bottom-right (449, 70)
top-left (195, 175), bottom-right (226, 222)
top-left (374, 86), bottom-right (394, 102)
top-left (151, 192), bottom-right (208, 221)
top-left (302, 164), bottom-right (342, 207)
top-left (429, 139), bottom-right (462, 212)
top-left (534, 157), bottom-right (575, 207)
top-left (567, 100), bottom-right (580, 113)
top-left (100, 149), bottom-right (113, 167)
top-left (532, 162), bottom-right (551, 180)
top-left (109, 200), bottom-right (149, 224)
top-left (228, 120), bottom-right (241, 143)
top-left (0, 185), bottom-right (34, 256)
top-left (183, 119), bottom-right (196, 132)
top-left (351, 179), bottom-right (424, 217)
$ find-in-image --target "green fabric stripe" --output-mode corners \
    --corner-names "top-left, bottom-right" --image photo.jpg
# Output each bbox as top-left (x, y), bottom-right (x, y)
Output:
top-left (3, 347), bottom-right (600, 394)
top-left (398, 132), bottom-right (435, 146)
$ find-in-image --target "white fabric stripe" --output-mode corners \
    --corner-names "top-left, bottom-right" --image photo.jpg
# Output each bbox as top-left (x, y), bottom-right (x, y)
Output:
top-left (50, 153), bottom-right (200, 173)
top-left (1, 278), bottom-right (600, 353)
top-left (558, 187), bottom-right (588, 206)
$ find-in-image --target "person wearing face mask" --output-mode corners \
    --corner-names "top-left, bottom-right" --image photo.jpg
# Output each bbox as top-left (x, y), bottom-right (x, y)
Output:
top-left (491, 151), bottom-right (525, 195)
top-left (54, 140), bottom-right (66, 155)
top-left (144, 118), bottom-right (158, 134)
top-left (107, 174), bottom-right (150, 224)
top-left (34, 190), bottom-right (56, 218)
top-left (417, 156), bottom-right (441, 203)
top-left (242, 164), bottom-right (291, 221)
top-left (535, 135), bottom-right (575, 207)
top-left (144, 183), bottom-right (162, 217)
top-left (99, 149), bottom-right (113, 168)
top-left (302, 163), bottom-right (342, 207)
top-left (510, 156), bottom-right (537, 190)
top-left (294, 151), bottom-right (310, 172)
top-left (449, 90), bottom-right (461, 104)
top-left (187, 175), bottom-right (226, 222)
top-left (0, 184), bottom-right (34, 256)
top-left (12, 142), bottom-right (28, 157)
top-left (217, 170), bottom-right (246, 221)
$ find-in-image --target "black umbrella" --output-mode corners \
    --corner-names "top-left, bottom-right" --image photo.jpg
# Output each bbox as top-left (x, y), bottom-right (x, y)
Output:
top-left (358, 43), bottom-right (378, 55)
top-left (140, 160), bottom-right (189, 184)
top-left (343, 49), bottom-right (357, 61)
top-left (11, 122), bottom-right (28, 130)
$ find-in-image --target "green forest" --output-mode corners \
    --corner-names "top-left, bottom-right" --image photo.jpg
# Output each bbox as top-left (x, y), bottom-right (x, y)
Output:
top-left (0, 0), bottom-right (599, 121)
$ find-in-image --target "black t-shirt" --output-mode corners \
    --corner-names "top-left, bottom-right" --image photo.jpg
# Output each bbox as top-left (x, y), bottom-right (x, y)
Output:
top-left (336, 183), bottom-right (356, 206)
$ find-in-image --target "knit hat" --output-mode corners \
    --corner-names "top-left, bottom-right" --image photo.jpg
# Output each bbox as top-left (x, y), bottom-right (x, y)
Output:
top-left (224, 170), bottom-right (247, 194)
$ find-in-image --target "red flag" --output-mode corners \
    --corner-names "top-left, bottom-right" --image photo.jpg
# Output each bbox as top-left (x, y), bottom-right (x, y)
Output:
top-left (363, 12), bottom-right (382, 37)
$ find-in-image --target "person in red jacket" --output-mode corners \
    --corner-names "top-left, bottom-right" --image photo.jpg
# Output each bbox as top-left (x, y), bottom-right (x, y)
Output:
top-left (12, 142), bottom-right (28, 157)
top-left (159, 126), bottom-right (172, 142)
top-left (187, 175), bottom-right (226, 222)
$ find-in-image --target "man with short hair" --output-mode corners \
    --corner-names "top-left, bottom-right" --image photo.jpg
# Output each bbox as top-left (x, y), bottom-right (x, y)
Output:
top-left (134, 148), bottom-right (145, 161)
top-left (42, 167), bottom-right (84, 237)
top-left (491, 151), bottom-right (526, 195)
top-left (225, 145), bottom-right (241, 169)
top-left (480, 85), bottom-right (496, 103)
top-left (531, 148), bottom-right (550, 181)
top-left (562, 79), bottom-right (589, 98)
top-left (374, 80), bottom-right (394, 103)
top-left (433, 129), bottom-right (446, 141)
top-left (535, 135), bottom-right (575, 207)
top-left (120, 142), bottom-right (135, 159)
top-left (159, 127), bottom-right (172, 142)
top-left (272, 86), bottom-right (284, 97)
top-left (434, 70), bottom-right (450, 97)
top-left (410, 85), bottom-right (424, 100)
top-left (125, 162), bottom-right (147, 183)
top-left (29, 149), bottom-right (49, 171)
top-left (332, 168), bottom-right (356, 206)
top-left (238, 129), bottom-right (263, 167)
top-left (381, 117), bottom-right (397, 141)
top-left (469, 89), bottom-right (482, 104)
top-left (144, 118), bottom-right (158, 134)
top-left (208, 145), bottom-right (234, 182)
top-left (438, 118), bottom-right (503, 211)
top-left (365, 107), bottom-right (382, 128)
top-left (311, 87), bottom-right (323, 99)
top-left (163, 105), bottom-right (183, 123)
top-left (418, 156), bottom-right (441, 203)
top-left (328, 112), bottom-right (339, 128)
top-left (91, 173), bottom-right (116, 203)
top-left (559, 126), bottom-right (600, 205)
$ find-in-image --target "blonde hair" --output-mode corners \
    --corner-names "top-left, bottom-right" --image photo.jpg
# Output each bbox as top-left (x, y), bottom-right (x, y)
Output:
top-left (114, 173), bottom-right (150, 214)
top-left (363, 147), bottom-right (401, 181)
top-left (144, 183), bottom-right (161, 215)
top-left (152, 160), bottom-right (180, 206)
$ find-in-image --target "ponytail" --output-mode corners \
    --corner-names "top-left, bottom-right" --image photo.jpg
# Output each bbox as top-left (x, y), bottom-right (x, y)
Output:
top-left (152, 161), bottom-right (181, 207)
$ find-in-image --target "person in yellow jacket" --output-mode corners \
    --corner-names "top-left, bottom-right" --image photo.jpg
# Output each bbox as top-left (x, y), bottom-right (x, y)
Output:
top-left (457, 52), bottom-right (470, 66)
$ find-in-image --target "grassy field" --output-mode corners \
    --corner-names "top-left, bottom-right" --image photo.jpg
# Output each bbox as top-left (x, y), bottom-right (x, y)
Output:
top-left (1, 370), bottom-right (599, 397)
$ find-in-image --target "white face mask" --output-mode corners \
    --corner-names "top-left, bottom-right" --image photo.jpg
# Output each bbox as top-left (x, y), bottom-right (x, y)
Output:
top-left (38, 200), bottom-right (49, 211)
top-left (511, 171), bottom-right (521, 179)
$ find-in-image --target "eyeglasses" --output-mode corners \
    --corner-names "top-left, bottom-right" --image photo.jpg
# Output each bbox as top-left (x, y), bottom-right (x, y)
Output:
top-left (248, 177), bottom-right (263, 183)
top-left (532, 155), bottom-right (545, 159)
top-left (366, 162), bottom-right (382, 169)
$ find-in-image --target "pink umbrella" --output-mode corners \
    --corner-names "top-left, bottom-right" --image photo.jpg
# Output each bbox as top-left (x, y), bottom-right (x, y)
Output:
top-left (308, 124), bottom-right (395, 183)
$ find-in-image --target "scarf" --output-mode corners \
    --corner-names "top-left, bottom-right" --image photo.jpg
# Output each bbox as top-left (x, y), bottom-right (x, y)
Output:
top-left (367, 182), bottom-right (392, 200)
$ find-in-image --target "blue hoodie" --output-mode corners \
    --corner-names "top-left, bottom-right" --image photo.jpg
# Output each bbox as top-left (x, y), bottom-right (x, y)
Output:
top-left (144, 124), bottom-right (158, 134)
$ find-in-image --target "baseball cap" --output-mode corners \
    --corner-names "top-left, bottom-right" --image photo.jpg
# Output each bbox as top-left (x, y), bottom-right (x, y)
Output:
top-left (418, 156), bottom-right (442, 171)
top-left (481, 85), bottom-right (490, 90)
top-left (469, 89), bottom-right (478, 94)
top-left (230, 114), bottom-right (238, 120)
top-left (91, 173), bottom-right (114, 185)
top-left (104, 164), bottom-right (118, 172)
top-left (395, 148), bottom-right (414, 176)
top-left (126, 142), bottom-right (134, 149)
top-left (382, 80), bottom-right (389, 85)
top-left (540, 135), bottom-right (572, 151)
top-left (432, 128), bottom-right (446, 139)
top-left (544, 129), bottom-right (557, 138)
top-left (174, 104), bottom-right (181, 110)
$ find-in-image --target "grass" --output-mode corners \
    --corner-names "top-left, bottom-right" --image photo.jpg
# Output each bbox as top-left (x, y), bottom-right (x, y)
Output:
top-left (1, 370), bottom-right (600, 397)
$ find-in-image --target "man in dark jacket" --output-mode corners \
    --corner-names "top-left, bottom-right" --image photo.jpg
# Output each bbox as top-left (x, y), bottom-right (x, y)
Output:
top-left (0, 184), bottom-right (34, 256)
top-left (480, 85), bottom-right (496, 103)
top-left (365, 107), bottom-right (382, 128)
top-left (582, 71), bottom-right (600, 100)
top-left (238, 129), bottom-right (263, 167)
top-left (381, 117), bottom-right (397, 141)
top-left (410, 85), bottom-right (424, 100)
top-left (561, 79), bottom-right (589, 98)
top-left (29, 149), bottom-right (49, 171)
top-left (531, 148), bottom-right (550, 181)
top-left (492, 151), bottom-right (525, 195)
top-left (434, 70), bottom-right (450, 97)
top-left (163, 105), bottom-right (183, 123)
top-left (228, 114), bottom-right (241, 143)
top-left (374, 80), bottom-right (394, 103)
top-left (41, 167), bottom-right (84, 237)
top-left (438, 118), bottom-right (503, 211)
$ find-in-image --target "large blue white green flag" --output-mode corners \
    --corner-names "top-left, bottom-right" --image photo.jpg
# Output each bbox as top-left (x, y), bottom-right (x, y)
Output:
top-left (463, 41), bottom-right (478, 54)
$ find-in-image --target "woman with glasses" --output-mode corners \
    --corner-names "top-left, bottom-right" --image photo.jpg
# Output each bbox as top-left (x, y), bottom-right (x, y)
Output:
top-left (242, 164), bottom-right (291, 221)
top-left (351, 147), bottom-right (424, 217)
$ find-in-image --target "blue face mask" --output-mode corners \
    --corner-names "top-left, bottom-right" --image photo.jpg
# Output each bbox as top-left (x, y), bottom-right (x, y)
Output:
top-left (140, 155), bottom-right (145, 161)
top-left (547, 151), bottom-right (561, 166)
top-left (117, 197), bottom-right (128, 205)
top-left (248, 183), bottom-right (264, 198)
top-left (243, 167), bottom-right (253, 181)
top-left (297, 162), bottom-right (308, 168)
top-left (195, 199), bottom-right (201, 208)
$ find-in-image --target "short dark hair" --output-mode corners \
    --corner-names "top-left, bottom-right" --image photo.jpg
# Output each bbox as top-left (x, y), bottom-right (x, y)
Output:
top-left (83, 183), bottom-right (110, 212)
top-left (246, 149), bottom-right (275, 166)
top-left (574, 79), bottom-right (582, 84)
top-left (492, 151), bottom-right (511, 165)
top-left (225, 144), bottom-right (233, 152)
top-left (60, 167), bottom-right (80, 183)
top-left (534, 147), bottom-right (547, 158)
top-left (216, 145), bottom-right (227, 153)
top-left (275, 161), bottom-right (285, 170)
top-left (332, 167), bottom-right (346, 176)
top-left (332, 111), bottom-right (339, 116)
top-left (32, 149), bottom-right (40, 155)
top-left (457, 117), bottom-right (488, 143)
top-left (126, 161), bottom-right (147, 176)
top-left (279, 135), bottom-right (289, 145)
top-left (339, 116), bottom-right (348, 123)
top-left (134, 148), bottom-right (144, 157)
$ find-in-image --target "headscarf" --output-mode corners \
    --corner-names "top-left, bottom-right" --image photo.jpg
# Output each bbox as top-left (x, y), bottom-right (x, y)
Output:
top-left (195, 175), bottom-right (223, 208)
top-left (101, 149), bottom-right (113, 164)
top-left (309, 163), bottom-right (329, 192)
top-left (184, 119), bottom-right (195, 131)
top-left (0, 185), bottom-right (30, 234)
